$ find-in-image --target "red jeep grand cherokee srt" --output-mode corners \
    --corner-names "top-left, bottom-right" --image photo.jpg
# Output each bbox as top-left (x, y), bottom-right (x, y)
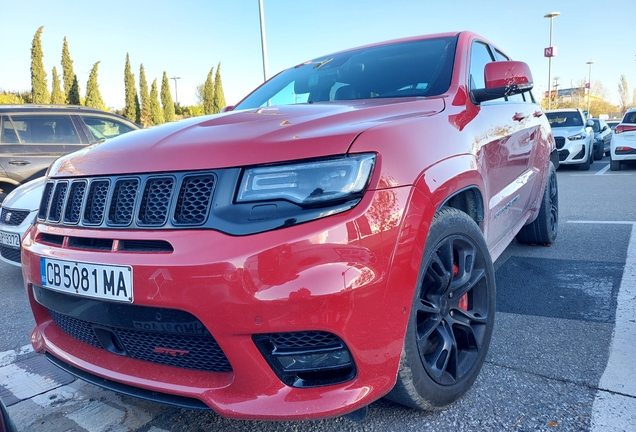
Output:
top-left (22, 31), bottom-right (558, 420)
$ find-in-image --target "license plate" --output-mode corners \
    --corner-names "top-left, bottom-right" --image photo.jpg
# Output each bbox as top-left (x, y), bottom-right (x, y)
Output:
top-left (0, 231), bottom-right (21, 248)
top-left (40, 258), bottom-right (133, 303)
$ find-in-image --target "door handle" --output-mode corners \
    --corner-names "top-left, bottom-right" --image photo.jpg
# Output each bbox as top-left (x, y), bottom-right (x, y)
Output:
top-left (533, 111), bottom-right (544, 118)
top-left (513, 113), bottom-right (528, 122)
top-left (8, 160), bottom-right (31, 166)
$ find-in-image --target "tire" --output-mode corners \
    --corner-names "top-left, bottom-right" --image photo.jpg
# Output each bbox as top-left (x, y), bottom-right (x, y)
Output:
top-left (610, 158), bottom-right (621, 171)
top-left (386, 207), bottom-right (496, 410)
top-left (579, 145), bottom-right (591, 170)
top-left (516, 162), bottom-right (558, 245)
top-left (594, 142), bottom-right (604, 160)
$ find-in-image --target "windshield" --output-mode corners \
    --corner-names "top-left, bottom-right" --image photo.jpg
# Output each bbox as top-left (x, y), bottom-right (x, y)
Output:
top-left (545, 112), bottom-right (583, 128)
top-left (236, 36), bottom-right (458, 110)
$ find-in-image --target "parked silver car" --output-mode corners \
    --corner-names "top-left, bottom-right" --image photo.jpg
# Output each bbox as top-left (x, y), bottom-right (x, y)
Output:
top-left (0, 177), bottom-right (44, 266)
top-left (591, 118), bottom-right (612, 159)
top-left (545, 108), bottom-right (595, 170)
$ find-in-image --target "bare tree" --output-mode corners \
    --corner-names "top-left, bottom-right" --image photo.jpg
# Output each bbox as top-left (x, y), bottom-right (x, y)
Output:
top-left (618, 75), bottom-right (630, 112)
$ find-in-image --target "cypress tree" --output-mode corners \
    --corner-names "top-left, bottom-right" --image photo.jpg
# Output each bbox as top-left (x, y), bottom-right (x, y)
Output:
top-left (203, 67), bottom-right (214, 115)
top-left (212, 62), bottom-right (226, 114)
top-left (61, 37), bottom-right (76, 103)
top-left (160, 72), bottom-right (175, 122)
top-left (123, 54), bottom-right (137, 122)
top-left (85, 61), bottom-right (106, 110)
top-left (150, 79), bottom-right (164, 125)
top-left (50, 66), bottom-right (65, 104)
top-left (134, 93), bottom-right (141, 124)
top-left (68, 75), bottom-right (81, 105)
top-left (139, 64), bottom-right (151, 127)
top-left (30, 26), bottom-right (50, 104)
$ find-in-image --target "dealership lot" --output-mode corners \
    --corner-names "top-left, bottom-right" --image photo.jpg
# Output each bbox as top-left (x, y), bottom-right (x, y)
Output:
top-left (1, 159), bottom-right (635, 431)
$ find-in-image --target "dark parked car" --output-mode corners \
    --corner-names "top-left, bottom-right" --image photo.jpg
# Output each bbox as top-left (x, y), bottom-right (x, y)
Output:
top-left (23, 31), bottom-right (558, 420)
top-left (0, 105), bottom-right (139, 201)
top-left (591, 118), bottom-right (612, 159)
top-left (606, 119), bottom-right (620, 132)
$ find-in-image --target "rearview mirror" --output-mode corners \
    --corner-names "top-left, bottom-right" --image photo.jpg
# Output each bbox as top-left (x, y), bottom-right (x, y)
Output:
top-left (471, 61), bottom-right (534, 104)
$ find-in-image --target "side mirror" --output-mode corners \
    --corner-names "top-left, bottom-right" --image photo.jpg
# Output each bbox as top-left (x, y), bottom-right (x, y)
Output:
top-left (471, 61), bottom-right (534, 104)
top-left (586, 119), bottom-right (594, 127)
top-left (601, 125), bottom-right (608, 131)
top-left (221, 105), bottom-right (235, 113)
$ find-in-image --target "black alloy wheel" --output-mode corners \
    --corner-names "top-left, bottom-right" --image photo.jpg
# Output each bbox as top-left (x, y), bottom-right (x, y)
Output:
top-left (414, 231), bottom-right (490, 385)
top-left (386, 208), bottom-right (495, 410)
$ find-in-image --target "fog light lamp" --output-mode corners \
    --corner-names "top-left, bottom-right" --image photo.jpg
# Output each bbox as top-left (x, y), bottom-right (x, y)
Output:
top-left (277, 349), bottom-right (352, 371)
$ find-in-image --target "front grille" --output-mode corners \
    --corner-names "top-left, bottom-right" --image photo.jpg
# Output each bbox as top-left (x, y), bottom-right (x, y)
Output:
top-left (38, 172), bottom-right (217, 229)
top-left (48, 309), bottom-right (232, 372)
top-left (50, 310), bottom-right (102, 348)
top-left (555, 136), bottom-right (565, 149)
top-left (0, 245), bottom-right (21, 263)
top-left (1, 208), bottom-right (30, 226)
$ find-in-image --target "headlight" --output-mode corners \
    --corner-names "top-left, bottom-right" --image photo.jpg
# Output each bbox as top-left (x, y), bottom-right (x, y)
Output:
top-left (237, 154), bottom-right (375, 206)
top-left (568, 133), bottom-right (586, 141)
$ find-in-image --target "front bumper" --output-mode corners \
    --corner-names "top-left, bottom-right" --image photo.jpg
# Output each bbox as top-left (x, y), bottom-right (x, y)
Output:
top-left (557, 139), bottom-right (588, 165)
top-left (22, 187), bottom-right (433, 419)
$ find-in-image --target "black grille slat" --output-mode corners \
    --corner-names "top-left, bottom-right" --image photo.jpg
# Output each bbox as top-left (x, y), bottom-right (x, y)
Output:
top-left (48, 182), bottom-right (68, 222)
top-left (83, 180), bottom-right (110, 225)
top-left (64, 181), bottom-right (87, 224)
top-left (0, 208), bottom-right (30, 226)
top-left (38, 182), bottom-right (54, 220)
top-left (48, 308), bottom-right (231, 372)
top-left (109, 179), bottom-right (139, 225)
top-left (139, 178), bottom-right (174, 226)
top-left (174, 175), bottom-right (216, 225)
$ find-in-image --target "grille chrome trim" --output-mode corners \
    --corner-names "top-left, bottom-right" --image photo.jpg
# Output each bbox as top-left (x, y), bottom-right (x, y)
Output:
top-left (38, 172), bottom-right (217, 229)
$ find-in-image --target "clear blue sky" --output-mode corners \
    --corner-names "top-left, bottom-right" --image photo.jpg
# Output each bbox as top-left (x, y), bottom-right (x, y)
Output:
top-left (1, 0), bottom-right (635, 109)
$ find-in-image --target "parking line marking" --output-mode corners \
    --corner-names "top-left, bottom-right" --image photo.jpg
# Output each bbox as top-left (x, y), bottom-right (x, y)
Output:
top-left (596, 164), bottom-right (611, 175)
top-left (591, 222), bottom-right (636, 430)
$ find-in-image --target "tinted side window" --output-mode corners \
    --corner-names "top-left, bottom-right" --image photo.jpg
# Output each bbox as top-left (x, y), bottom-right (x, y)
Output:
top-left (1, 116), bottom-right (20, 143)
top-left (80, 115), bottom-right (136, 140)
top-left (493, 49), bottom-right (509, 61)
top-left (8, 115), bottom-right (80, 144)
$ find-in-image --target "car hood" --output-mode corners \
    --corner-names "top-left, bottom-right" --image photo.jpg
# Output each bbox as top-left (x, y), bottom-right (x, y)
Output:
top-left (48, 98), bottom-right (444, 177)
top-left (550, 126), bottom-right (588, 137)
top-left (2, 177), bottom-right (45, 211)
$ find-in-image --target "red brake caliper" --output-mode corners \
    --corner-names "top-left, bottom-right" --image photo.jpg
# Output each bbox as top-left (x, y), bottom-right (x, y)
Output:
top-left (453, 264), bottom-right (469, 311)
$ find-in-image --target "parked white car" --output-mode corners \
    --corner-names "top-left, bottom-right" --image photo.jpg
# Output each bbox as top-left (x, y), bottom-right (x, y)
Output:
top-left (545, 108), bottom-right (595, 170)
top-left (0, 177), bottom-right (44, 266)
top-left (610, 108), bottom-right (636, 171)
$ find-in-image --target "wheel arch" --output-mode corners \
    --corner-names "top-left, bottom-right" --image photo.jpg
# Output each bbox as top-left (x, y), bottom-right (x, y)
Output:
top-left (438, 186), bottom-right (484, 226)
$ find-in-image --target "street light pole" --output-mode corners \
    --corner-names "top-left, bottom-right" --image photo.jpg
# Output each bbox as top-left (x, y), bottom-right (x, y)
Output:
top-left (544, 12), bottom-right (560, 110)
top-left (258, 0), bottom-right (269, 82)
top-left (586, 61), bottom-right (595, 117)
top-left (170, 76), bottom-right (181, 106)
